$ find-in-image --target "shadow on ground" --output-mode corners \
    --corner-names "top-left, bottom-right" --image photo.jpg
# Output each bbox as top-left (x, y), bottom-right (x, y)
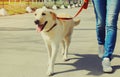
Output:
top-left (55, 53), bottom-right (120, 76)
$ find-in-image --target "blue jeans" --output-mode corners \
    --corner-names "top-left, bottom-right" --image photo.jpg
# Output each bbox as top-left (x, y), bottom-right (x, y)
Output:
top-left (92, 0), bottom-right (120, 59)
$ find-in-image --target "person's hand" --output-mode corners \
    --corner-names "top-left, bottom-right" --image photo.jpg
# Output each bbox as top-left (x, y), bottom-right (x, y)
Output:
top-left (83, 0), bottom-right (89, 9)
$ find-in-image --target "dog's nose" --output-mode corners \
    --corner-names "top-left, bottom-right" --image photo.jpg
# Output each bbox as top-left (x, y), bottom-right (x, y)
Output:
top-left (34, 20), bottom-right (39, 25)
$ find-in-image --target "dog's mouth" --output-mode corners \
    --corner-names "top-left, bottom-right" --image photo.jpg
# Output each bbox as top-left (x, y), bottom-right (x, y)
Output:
top-left (36, 21), bottom-right (48, 32)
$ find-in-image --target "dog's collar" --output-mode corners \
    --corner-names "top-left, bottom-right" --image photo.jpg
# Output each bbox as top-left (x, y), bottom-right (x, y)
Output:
top-left (46, 23), bottom-right (57, 32)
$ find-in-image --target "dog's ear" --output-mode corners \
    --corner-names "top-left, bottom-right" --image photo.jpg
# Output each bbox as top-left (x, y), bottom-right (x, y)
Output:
top-left (50, 11), bottom-right (57, 20)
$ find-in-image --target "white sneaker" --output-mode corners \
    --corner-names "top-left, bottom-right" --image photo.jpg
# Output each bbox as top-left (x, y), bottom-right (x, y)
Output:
top-left (98, 45), bottom-right (104, 58)
top-left (102, 58), bottom-right (113, 72)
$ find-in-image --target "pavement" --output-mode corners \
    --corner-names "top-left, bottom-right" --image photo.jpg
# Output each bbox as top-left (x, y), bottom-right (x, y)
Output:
top-left (0, 7), bottom-right (120, 77)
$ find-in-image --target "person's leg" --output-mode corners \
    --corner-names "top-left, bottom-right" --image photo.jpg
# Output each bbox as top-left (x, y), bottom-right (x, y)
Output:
top-left (92, 0), bottom-right (106, 58)
top-left (102, 0), bottom-right (120, 72)
top-left (104, 0), bottom-right (120, 60)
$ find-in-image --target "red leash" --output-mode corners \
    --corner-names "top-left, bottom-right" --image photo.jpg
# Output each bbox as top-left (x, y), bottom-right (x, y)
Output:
top-left (74, 4), bottom-right (86, 18)
top-left (57, 1), bottom-right (89, 20)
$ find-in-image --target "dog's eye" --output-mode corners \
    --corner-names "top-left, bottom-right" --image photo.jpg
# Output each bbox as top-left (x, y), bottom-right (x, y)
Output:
top-left (35, 13), bottom-right (37, 16)
top-left (42, 13), bottom-right (46, 16)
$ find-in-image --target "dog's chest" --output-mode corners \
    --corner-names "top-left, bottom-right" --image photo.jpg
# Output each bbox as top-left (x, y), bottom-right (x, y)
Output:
top-left (41, 30), bottom-right (63, 42)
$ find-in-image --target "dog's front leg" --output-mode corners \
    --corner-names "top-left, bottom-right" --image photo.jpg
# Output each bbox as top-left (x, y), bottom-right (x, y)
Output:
top-left (47, 42), bottom-right (59, 76)
top-left (61, 40), bottom-right (65, 55)
top-left (45, 41), bottom-right (52, 66)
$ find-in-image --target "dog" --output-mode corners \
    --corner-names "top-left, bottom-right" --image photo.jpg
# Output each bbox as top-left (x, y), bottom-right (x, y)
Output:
top-left (34, 8), bottom-right (80, 76)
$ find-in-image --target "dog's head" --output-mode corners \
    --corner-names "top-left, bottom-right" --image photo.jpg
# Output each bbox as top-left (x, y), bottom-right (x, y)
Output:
top-left (34, 8), bottom-right (57, 32)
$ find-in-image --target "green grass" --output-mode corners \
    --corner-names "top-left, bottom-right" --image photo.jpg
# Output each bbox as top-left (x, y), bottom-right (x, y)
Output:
top-left (0, 1), bottom-right (69, 15)
top-left (0, 2), bottom-right (44, 15)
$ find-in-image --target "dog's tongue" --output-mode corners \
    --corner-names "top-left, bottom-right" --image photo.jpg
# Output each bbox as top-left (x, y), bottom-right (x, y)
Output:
top-left (36, 26), bottom-right (42, 32)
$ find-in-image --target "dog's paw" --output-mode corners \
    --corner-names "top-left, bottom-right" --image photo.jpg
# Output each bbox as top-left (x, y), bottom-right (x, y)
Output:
top-left (63, 55), bottom-right (69, 61)
top-left (47, 72), bottom-right (55, 76)
top-left (47, 67), bottom-right (54, 76)
top-left (63, 56), bottom-right (70, 61)
top-left (47, 70), bottom-right (54, 76)
top-left (63, 58), bottom-right (70, 62)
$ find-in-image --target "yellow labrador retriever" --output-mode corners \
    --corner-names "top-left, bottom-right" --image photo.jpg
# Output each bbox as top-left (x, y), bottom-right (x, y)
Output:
top-left (34, 8), bottom-right (80, 76)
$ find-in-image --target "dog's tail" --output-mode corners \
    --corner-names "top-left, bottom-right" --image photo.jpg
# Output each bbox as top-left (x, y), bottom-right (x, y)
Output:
top-left (73, 18), bottom-right (80, 26)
